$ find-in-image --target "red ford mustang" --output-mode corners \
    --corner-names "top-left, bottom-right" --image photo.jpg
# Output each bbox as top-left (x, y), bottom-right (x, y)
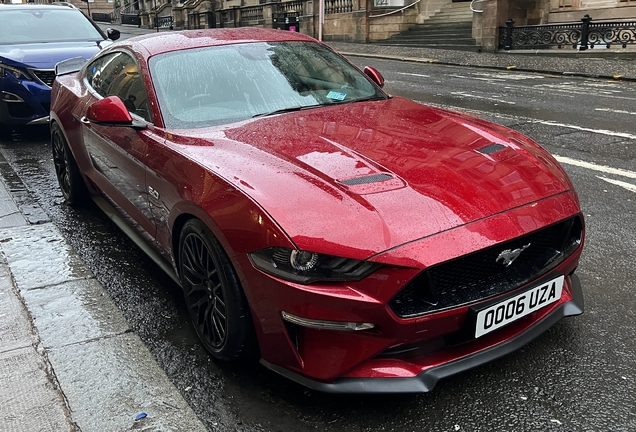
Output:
top-left (50, 28), bottom-right (584, 393)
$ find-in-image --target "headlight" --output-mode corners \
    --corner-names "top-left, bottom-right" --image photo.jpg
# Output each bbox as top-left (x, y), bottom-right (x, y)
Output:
top-left (249, 247), bottom-right (381, 284)
top-left (0, 64), bottom-right (31, 80)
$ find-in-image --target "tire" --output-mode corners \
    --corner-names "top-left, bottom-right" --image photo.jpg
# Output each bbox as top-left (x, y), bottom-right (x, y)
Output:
top-left (179, 219), bottom-right (257, 361)
top-left (51, 122), bottom-right (87, 205)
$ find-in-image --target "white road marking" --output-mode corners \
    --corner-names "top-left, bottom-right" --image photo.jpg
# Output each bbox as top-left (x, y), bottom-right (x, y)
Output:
top-left (397, 72), bottom-right (431, 78)
top-left (554, 156), bottom-right (636, 180)
top-left (415, 101), bottom-right (636, 141)
top-left (535, 121), bottom-right (636, 140)
top-left (469, 72), bottom-right (544, 80)
top-left (531, 83), bottom-right (633, 101)
top-left (449, 75), bottom-right (506, 82)
top-left (407, 101), bottom-right (636, 193)
top-left (597, 176), bottom-right (636, 194)
top-left (451, 92), bottom-right (517, 105)
top-left (595, 107), bottom-right (636, 116)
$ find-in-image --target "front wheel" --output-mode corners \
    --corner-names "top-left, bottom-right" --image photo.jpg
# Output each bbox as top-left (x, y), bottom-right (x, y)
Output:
top-left (51, 122), bottom-right (86, 205)
top-left (179, 219), bottom-right (257, 361)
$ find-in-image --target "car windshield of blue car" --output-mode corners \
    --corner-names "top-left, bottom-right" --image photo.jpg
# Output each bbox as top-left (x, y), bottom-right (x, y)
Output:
top-left (149, 42), bottom-right (388, 129)
top-left (0, 9), bottom-right (104, 44)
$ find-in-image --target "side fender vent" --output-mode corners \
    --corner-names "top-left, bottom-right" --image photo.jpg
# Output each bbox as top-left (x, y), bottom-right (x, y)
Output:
top-left (338, 173), bottom-right (394, 186)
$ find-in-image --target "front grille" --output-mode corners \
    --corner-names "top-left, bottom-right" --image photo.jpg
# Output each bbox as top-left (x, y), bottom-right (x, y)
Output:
top-left (390, 216), bottom-right (583, 318)
top-left (30, 69), bottom-right (56, 87)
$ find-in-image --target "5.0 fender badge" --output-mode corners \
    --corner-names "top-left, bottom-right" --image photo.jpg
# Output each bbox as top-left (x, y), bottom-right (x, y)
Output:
top-left (496, 243), bottom-right (531, 267)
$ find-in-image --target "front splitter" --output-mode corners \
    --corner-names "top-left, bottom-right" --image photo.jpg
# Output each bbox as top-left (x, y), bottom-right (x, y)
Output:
top-left (261, 274), bottom-right (584, 394)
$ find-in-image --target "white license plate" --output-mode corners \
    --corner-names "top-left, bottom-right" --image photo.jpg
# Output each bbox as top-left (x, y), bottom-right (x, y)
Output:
top-left (475, 275), bottom-right (564, 338)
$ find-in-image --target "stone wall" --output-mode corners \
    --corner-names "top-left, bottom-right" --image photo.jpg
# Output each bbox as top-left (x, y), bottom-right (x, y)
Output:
top-left (322, 11), bottom-right (368, 41)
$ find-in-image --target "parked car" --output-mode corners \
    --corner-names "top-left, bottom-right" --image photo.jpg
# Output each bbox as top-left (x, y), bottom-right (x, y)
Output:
top-left (0, 2), bottom-right (119, 135)
top-left (50, 28), bottom-right (584, 393)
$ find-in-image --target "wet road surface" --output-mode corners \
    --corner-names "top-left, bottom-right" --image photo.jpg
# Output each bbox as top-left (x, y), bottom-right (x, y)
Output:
top-left (1, 60), bottom-right (635, 431)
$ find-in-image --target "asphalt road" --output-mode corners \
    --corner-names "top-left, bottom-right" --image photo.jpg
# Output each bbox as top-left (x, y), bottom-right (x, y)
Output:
top-left (1, 60), bottom-right (635, 431)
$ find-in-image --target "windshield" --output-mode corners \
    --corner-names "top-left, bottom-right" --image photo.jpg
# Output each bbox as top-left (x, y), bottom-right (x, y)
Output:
top-left (0, 9), bottom-right (104, 45)
top-left (149, 41), bottom-right (387, 129)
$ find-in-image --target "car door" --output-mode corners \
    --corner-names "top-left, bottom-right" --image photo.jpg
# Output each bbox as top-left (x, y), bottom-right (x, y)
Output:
top-left (81, 51), bottom-right (157, 236)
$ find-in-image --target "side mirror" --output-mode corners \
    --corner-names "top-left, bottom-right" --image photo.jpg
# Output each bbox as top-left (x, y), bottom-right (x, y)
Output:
top-left (363, 66), bottom-right (384, 88)
top-left (86, 96), bottom-right (145, 129)
top-left (106, 28), bottom-right (121, 41)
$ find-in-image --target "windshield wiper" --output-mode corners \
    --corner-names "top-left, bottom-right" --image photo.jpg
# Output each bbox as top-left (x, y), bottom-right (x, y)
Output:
top-left (327, 95), bottom-right (388, 105)
top-left (252, 105), bottom-right (320, 118)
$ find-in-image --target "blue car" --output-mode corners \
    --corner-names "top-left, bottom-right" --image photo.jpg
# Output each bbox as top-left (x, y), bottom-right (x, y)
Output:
top-left (0, 3), bottom-right (119, 133)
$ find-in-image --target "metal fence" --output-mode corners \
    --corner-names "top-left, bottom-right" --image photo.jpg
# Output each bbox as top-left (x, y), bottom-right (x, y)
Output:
top-left (500, 15), bottom-right (636, 50)
top-left (121, 13), bottom-right (141, 25)
top-left (155, 15), bottom-right (174, 28)
top-left (92, 12), bottom-right (112, 23)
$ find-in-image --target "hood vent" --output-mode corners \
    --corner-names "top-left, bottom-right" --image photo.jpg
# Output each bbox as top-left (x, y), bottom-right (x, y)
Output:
top-left (477, 143), bottom-right (506, 155)
top-left (338, 173), bottom-right (394, 186)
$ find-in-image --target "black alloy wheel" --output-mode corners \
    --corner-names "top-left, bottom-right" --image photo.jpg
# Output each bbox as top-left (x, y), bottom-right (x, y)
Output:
top-left (179, 219), bottom-right (256, 361)
top-left (51, 122), bottom-right (86, 205)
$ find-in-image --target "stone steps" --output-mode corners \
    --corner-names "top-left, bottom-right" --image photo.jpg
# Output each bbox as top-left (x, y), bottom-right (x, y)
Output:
top-left (373, 2), bottom-right (480, 51)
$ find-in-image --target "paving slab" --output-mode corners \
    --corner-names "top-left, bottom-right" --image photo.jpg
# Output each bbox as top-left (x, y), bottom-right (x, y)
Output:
top-left (20, 278), bottom-right (131, 349)
top-left (0, 346), bottom-right (74, 431)
top-left (0, 263), bottom-right (74, 431)
top-left (0, 181), bottom-right (27, 229)
top-left (0, 266), bottom-right (34, 353)
top-left (48, 332), bottom-right (208, 432)
top-left (0, 224), bottom-right (93, 290)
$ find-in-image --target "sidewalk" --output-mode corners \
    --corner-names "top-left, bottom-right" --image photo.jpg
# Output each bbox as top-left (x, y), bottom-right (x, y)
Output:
top-left (0, 151), bottom-right (206, 431)
top-left (101, 23), bottom-right (636, 81)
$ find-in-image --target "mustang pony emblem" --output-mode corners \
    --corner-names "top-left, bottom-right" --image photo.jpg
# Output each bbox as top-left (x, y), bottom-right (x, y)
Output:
top-left (496, 243), bottom-right (531, 267)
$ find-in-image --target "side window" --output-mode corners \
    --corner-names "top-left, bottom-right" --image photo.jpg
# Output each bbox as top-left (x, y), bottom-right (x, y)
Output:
top-left (85, 52), bottom-right (152, 123)
top-left (85, 55), bottom-right (110, 95)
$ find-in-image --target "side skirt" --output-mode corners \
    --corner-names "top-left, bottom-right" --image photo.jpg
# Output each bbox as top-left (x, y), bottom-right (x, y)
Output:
top-left (92, 195), bottom-right (181, 286)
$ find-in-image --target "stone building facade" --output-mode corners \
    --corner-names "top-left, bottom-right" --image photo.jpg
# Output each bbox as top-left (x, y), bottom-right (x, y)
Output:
top-left (54, 0), bottom-right (635, 53)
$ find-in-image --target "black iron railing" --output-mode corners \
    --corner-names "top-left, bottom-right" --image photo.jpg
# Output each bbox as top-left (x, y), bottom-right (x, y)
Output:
top-left (155, 15), bottom-right (174, 28)
top-left (500, 15), bottom-right (636, 50)
top-left (122, 14), bottom-right (142, 25)
top-left (92, 12), bottom-right (112, 22)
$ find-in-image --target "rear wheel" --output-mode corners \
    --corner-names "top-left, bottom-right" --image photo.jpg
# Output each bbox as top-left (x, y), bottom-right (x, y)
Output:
top-left (179, 219), bottom-right (256, 361)
top-left (51, 122), bottom-right (86, 205)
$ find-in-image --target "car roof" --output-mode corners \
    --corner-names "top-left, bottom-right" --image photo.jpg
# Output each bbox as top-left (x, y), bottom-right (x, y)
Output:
top-left (127, 28), bottom-right (320, 57)
top-left (0, 2), bottom-right (78, 10)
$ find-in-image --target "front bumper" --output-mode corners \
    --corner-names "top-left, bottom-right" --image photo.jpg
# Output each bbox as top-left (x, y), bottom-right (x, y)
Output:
top-left (0, 78), bottom-right (51, 127)
top-left (262, 274), bottom-right (583, 393)
top-left (234, 192), bottom-right (584, 391)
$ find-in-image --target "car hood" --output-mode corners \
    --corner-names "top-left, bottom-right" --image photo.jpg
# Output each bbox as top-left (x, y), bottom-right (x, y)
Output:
top-left (168, 97), bottom-right (575, 259)
top-left (0, 40), bottom-right (108, 68)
